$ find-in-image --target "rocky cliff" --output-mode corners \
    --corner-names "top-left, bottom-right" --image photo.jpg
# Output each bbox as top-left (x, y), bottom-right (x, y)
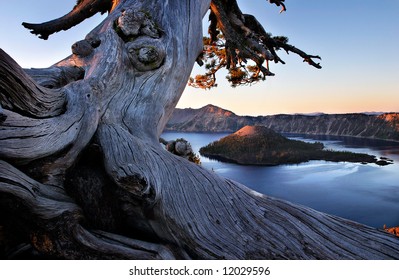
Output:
top-left (166, 104), bottom-right (256, 132)
top-left (165, 105), bottom-right (399, 141)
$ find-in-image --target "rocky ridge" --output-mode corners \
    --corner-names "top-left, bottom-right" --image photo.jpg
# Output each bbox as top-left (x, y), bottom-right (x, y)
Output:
top-left (165, 105), bottom-right (399, 141)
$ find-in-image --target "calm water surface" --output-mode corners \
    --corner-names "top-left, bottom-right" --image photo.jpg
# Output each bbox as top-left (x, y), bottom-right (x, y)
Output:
top-left (162, 132), bottom-right (399, 228)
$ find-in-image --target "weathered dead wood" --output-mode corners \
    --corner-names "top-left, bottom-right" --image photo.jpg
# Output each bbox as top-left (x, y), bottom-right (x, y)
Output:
top-left (24, 66), bottom-right (84, 89)
top-left (0, 82), bottom-right (99, 179)
top-left (1, 0), bottom-right (399, 260)
top-left (98, 124), bottom-right (399, 259)
top-left (1, 0), bottom-right (208, 259)
top-left (0, 49), bottom-right (66, 118)
top-left (0, 47), bottom-right (100, 184)
top-left (0, 160), bottom-right (177, 259)
top-left (22, 0), bottom-right (114, 40)
top-left (0, 104), bottom-right (5, 124)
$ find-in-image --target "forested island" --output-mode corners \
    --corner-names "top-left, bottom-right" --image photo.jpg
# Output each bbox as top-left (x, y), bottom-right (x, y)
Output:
top-left (200, 126), bottom-right (392, 166)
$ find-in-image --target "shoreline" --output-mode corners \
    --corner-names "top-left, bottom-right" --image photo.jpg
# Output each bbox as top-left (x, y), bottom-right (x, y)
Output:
top-left (163, 130), bottom-right (399, 144)
top-left (200, 151), bottom-right (391, 167)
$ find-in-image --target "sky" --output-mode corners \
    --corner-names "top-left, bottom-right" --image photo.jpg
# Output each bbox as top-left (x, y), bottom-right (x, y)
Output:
top-left (1, 0), bottom-right (398, 116)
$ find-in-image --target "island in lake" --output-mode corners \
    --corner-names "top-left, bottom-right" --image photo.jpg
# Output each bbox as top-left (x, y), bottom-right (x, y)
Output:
top-left (199, 126), bottom-right (393, 166)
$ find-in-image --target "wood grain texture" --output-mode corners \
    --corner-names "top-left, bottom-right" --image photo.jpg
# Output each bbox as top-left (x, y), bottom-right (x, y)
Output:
top-left (24, 66), bottom-right (84, 89)
top-left (0, 49), bottom-right (66, 118)
top-left (1, 0), bottom-right (399, 259)
top-left (98, 124), bottom-right (399, 259)
top-left (0, 160), bottom-right (177, 259)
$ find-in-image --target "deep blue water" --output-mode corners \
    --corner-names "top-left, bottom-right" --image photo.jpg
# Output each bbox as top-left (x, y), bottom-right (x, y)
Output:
top-left (162, 132), bottom-right (399, 228)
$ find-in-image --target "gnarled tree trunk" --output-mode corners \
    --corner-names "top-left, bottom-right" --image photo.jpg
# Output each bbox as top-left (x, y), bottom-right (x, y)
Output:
top-left (1, 0), bottom-right (399, 259)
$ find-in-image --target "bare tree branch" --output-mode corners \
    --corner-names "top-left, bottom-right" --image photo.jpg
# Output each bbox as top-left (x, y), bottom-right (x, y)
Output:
top-left (24, 66), bottom-right (85, 89)
top-left (22, 0), bottom-right (114, 39)
top-left (268, 0), bottom-right (286, 13)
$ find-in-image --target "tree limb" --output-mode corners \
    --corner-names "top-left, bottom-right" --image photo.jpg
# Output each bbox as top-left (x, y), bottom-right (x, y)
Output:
top-left (24, 66), bottom-right (85, 89)
top-left (191, 0), bottom-right (321, 88)
top-left (277, 42), bottom-right (322, 69)
top-left (22, 0), bottom-right (114, 39)
top-left (268, 0), bottom-right (286, 13)
top-left (0, 49), bottom-right (66, 118)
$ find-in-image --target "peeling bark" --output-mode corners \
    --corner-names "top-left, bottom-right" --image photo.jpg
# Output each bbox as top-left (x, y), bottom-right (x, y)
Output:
top-left (1, 0), bottom-right (399, 260)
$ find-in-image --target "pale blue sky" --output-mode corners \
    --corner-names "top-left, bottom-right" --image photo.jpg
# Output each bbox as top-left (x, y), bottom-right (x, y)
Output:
top-left (1, 0), bottom-right (398, 116)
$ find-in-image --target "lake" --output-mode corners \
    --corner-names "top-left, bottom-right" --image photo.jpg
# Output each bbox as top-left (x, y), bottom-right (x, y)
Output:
top-left (162, 131), bottom-right (399, 229)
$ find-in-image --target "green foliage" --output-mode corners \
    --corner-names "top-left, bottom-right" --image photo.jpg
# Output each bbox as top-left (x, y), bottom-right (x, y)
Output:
top-left (190, 34), bottom-right (273, 89)
top-left (188, 153), bottom-right (201, 165)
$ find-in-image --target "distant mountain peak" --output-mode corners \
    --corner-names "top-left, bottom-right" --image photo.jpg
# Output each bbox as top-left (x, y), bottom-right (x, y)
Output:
top-left (200, 104), bottom-right (235, 117)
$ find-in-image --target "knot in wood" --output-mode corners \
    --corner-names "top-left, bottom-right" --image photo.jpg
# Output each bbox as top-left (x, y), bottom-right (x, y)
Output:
top-left (137, 47), bottom-right (159, 64)
top-left (117, 9), bottom-right (160, 39)
top-left (127, 37), bottom-right (165, 71)
top-left (85, 34), bottom-right (101, 48)
top-left (71, 40), bottom-right (94, 57)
